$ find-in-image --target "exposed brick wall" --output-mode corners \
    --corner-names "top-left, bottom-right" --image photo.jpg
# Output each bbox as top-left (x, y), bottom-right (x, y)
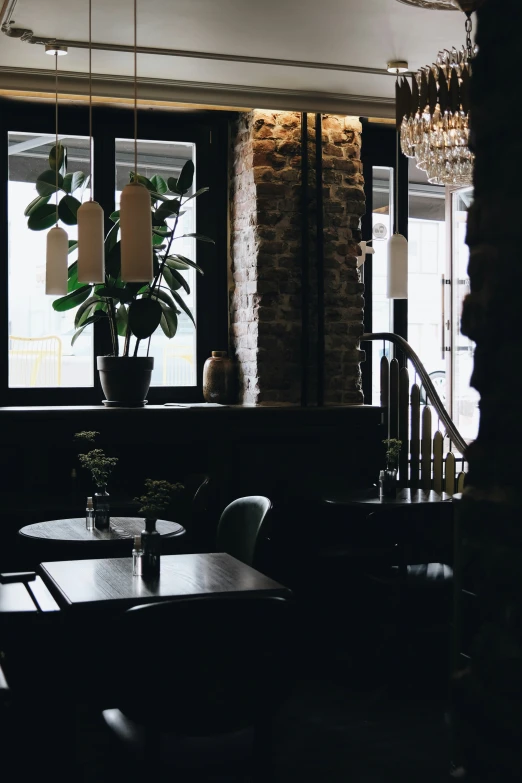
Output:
top-left (230, 110), bottom-right (365, 405)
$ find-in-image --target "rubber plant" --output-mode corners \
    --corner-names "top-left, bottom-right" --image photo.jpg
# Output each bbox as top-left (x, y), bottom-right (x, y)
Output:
top-left (24, 142), bottom-right (213, 356)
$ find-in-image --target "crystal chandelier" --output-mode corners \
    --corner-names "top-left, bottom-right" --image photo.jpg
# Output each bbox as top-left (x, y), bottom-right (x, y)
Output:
top-left (397, 6), bottom-right (477, 186)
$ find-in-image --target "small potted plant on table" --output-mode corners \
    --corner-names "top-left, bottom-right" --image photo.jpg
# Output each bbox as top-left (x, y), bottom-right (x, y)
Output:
top-left (75, 431), bottom-right (118, 529)
top-left (135, 479), bottom-right (184, 577)
top-left (380, 438), bottom-right (402, 500)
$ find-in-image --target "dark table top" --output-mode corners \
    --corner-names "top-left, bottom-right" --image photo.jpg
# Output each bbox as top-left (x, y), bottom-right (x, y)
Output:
top-left (323, 487), bottom-right (453, 508)
top-left (19, 517), bottom-right (185, 543)
top-left (39, 553), bottom-right (289, 611)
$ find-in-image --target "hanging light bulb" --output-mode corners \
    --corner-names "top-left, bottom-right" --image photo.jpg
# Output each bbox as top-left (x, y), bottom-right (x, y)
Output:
top-left (120, 0), bottom-right (153, 283)
top-left (78, 0), bottom-right (104, 283)
top-left (387, 67), bottom-right (408, 300)
top-left (45, 50), bottom-right (68, 296)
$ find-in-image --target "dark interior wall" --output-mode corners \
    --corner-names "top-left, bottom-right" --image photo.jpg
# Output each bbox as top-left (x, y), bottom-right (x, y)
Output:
top-left (0, 405), bottom-right (384, 571)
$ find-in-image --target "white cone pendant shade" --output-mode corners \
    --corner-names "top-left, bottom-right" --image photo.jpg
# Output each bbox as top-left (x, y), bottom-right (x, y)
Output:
top-left (77, 200), bottom-right (105, 283)
top-left (387, 233), bottom-right (408, 299)
top-left (120, 182), bottom-right (153, 282)
top-left (45, 226), bottom-right (69, 295)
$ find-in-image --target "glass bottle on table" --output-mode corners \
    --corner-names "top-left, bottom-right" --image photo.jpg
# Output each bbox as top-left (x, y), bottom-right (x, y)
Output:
top-left (85, 496), bottom-right (95, 531)
top-left (132, 535), bottom-right (144, 576)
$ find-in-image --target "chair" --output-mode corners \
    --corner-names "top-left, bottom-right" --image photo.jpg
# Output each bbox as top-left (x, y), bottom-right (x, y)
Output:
top-left (101, 595), bottom-right (295, 781)
top-left (162, 343), bottom-right (195, 386)
top-left (8, 335), bottom-right (62, 387)
top-left (216, 496), bottom-right (272, 569)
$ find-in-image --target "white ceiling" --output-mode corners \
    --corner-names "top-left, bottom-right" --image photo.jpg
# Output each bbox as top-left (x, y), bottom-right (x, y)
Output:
top-left (0, 0), bottom-right (473, 114)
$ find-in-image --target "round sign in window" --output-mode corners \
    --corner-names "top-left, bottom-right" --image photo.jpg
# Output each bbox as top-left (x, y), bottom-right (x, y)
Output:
top-left (373, 223), bottom-right (388, 240)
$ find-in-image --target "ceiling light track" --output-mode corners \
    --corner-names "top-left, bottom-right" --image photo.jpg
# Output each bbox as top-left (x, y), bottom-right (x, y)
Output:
top-left (1, 9), bottom-right (402, 78)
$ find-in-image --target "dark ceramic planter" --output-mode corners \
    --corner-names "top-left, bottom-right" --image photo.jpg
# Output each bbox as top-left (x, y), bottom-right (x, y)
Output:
top-left (379, 468), bottom-right (398, 500)
top-left (97, 356), bottom-right (154, 407)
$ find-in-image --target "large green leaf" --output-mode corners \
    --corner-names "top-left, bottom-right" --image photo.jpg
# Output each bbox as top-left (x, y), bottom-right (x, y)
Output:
top-left (75, 296), bottom-right (101, 328)
top-left (96, 285), bottom-right (124, 300)
top-left (105, 240), bottom-right (121, 277)
top-left (163, 265), bottom-right (190, 295)
top-left (153, 199), bottom-right (180, 225)
top-left (27, 203), bottom-right (57, 231)
top-left (109, 210), bottom-right (120, 223)
top-left (24, 194), bottom-right (51, 217)
top-left (166, 254), bottom-right (204, 275)
top-left (36, 169), bottom-right (64, 197)
top-left (105, 221), bottom-right (120, 253)
top-left (167, 176), bottom-right (182, 194)
top-left (152, 233), bottom-right (166, 247)
top-left (152, 227), bottom-right (173, 238)
top-left (177, 160), bottom-right (194, 194)
top-left (149, 287), bottom-right (177, 309)
top-left (116, 304), bottom-right (128, 337)
top-left (119, 282), bottom-right (147, 304)
top-left (184, 186), bottom-right (209, 203)
top-left (52, 285), bottom-right (92, 312)
top-left (68, 240), bottom-right (79, 255)
top-left (171, 289), bottom-right (195, 327)
top-left (177, 232), bottom-right (215, 244)
top-left (49, 143), bottom-right (66, 174)
top-left (58, 195), bottom-right (81, 225)
top-left (159, 304), bottom-right (178, 338)
top-left (130, 172), bottom-right (154, 191)
top-left (128, 297), bottom-right (162, 339)
top-left (63, 171), bottom-right (86, 194)
top-left (150, 174), bottom-right (168, 195)
top-left (67, 262), bottom-right (85, 293)
top-left (71, 312), bottom-right (105, 346)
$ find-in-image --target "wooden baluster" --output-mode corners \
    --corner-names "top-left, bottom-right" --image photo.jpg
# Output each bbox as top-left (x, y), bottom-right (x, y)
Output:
top-left (445, 452), bottom-right (456, 496)
top-left (380, 355), bottom-right (389, 410)
top-left (421, 406), bottom-right (432, 491)
top-left (433, 431), bottom-right (443, 494)
top-left (457, 472), bottom-right (466, 493)
top-left (389, 358), bottom-right (399, 440)
top-left (410, 384), bottom-right (421, 489)
top-left (399, 366), bottom-right (409, 486)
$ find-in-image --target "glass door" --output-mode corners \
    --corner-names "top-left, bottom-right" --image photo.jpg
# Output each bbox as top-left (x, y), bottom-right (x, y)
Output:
top-left (447, 187), bottom-right (480, 445)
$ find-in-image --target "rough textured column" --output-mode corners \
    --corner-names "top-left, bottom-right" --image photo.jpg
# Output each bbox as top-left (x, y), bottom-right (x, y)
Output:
top-left (230, 110), bottom-right (365, 405)
top-left (453, 0), bottom-right (522, 778)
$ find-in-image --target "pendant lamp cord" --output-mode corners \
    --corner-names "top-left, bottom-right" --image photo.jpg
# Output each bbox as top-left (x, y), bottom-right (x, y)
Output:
top-left (55, 51), bottom-right (59, 226)
top-left (133, 0), bottom-right (138, 179)
top-left (88, 0), bottom-right (93, 199)
top-left (395, 69), bottom-right (400, 237)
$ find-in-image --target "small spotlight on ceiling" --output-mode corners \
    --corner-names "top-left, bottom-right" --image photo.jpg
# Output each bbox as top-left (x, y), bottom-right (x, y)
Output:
top-left (45, 44), bottom-right (68, 56)
top-left (387, 60), bottom-right (409, 73)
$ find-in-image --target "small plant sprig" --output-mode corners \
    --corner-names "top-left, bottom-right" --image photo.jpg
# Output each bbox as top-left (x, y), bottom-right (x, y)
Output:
top-left (75, 431), bottom-right (118, 490)
top-left (135, 479), bottom-right (184, 519)
top-left (383, 438), bottom-right (402, 469)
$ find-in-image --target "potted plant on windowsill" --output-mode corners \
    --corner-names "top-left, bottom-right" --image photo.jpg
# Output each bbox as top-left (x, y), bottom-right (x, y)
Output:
top-left (380, 438), bottom-right (402, 500)
top-left (75, 430), bottom-right (118, 529)
top-left (24, 144), bottom-right (213, 406)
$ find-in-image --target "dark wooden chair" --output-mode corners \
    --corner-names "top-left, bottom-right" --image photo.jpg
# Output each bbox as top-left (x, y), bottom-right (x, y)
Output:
top-left (216, 496), bottom-right (273, 570)
top-left (100, 595), bottom-right (295, 781)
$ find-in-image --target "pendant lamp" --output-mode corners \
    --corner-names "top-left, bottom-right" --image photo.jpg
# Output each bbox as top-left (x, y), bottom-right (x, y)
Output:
top-left (45, 49), bottom-right (68, 296)
top-left (387, 64), bottom-right (408, 300)
top-left (77, 0), bottom-right (104, 283)
top-left (120, 0), bottom-right (153, 283)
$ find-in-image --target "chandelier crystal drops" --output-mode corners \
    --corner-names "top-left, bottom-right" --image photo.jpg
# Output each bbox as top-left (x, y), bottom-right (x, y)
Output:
top-left (398, 15), bottom-right (476, 186)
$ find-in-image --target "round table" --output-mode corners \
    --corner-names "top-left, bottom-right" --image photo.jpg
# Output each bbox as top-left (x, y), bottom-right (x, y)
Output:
top-left (19, 517), bottom-right (186, 563)
top-left (323, 488), bottom-right (452, 508)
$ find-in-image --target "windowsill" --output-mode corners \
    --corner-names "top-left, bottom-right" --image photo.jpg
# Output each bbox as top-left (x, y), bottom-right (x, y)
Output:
top-left (0, 403), bottom-right (382, 413)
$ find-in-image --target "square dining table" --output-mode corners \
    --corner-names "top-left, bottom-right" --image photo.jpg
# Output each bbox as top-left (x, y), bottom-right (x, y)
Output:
top-left (38, 552), bottom-right (290, 611)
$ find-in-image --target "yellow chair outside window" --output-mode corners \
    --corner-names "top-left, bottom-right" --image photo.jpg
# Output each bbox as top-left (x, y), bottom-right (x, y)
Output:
top-left (162, 343), bottom-right (195, 387)
top-left (9, 336), bottom-right (63, 387)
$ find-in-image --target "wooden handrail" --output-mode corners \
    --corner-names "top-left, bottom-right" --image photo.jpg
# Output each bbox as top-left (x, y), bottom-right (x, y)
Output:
top-left (362, 332), bottom-right (468, 456)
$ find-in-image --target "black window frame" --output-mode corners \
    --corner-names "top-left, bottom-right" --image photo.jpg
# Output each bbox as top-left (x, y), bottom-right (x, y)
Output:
top-left (360, 120), bottom-right (409, 405)
top-left (0, 98), bottom-right (230, 406)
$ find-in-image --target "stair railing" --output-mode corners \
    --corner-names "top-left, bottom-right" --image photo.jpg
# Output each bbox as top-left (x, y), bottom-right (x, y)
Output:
top-left (363, 332), bottom-right (468, 495)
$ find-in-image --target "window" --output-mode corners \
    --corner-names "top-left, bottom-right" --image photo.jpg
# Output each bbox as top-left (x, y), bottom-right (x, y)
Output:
top-left (0, 100), bottom-right (229, 405)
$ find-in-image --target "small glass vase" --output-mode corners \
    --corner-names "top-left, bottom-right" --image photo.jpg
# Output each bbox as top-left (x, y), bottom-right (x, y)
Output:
top-left (141, 518), bottom-right (161, 579)
top-left (379, 469), bottom-right (397, 500)
top-left (94, 487), bottom-right (110, 530)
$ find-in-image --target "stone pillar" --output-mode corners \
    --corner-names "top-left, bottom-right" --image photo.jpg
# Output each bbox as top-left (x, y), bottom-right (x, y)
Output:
top-left (230, 110), bottom-right (365, 405)
top-left (453, 0), bottom-right (522, 777)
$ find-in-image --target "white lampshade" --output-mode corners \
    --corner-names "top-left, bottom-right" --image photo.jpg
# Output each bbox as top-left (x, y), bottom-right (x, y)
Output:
top-left (120, 182), bottom-right (153, 282)
top-left (386, 233), bottom-right (408, 299)
top-left (77, 200), bottom-right (105, 283)
top-left (46, 226), bottom-right (69, 295)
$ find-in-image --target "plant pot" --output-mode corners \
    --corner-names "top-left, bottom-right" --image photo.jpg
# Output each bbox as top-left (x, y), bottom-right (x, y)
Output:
top-left (94, 488), bottom-right (110, 530)
top-left (97, 356), bottom-right (153, 407)
top-left (379, 468), bottom-right (398, 500)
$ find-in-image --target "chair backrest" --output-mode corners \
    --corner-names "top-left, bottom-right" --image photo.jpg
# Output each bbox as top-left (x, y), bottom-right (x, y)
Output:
top-left (113, 595), bottom-right (294, 735)
top-left (9, 335), bottom-right (62, 387)
top-left (216, 496), bottom-right (272, 567)
top-left (162, 344), bottom-right (195, 386)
